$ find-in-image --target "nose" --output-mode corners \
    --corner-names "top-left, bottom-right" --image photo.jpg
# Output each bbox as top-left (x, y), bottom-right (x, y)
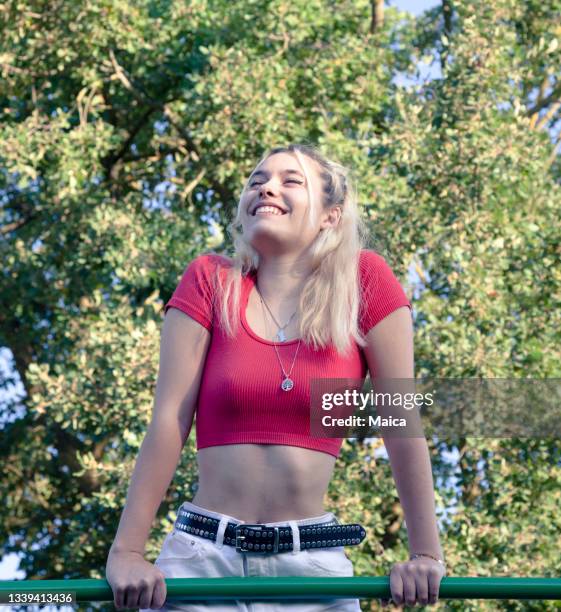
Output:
top-left (259, 178), bottom-right (280, 198)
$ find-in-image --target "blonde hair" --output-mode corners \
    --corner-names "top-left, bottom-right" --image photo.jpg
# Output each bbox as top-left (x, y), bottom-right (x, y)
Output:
top-left (212, 143), bottom-right (371, 356)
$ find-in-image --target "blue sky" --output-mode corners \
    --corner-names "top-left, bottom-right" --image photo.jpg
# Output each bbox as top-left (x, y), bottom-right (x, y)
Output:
top-left (0, 0), bottom-right (443, 588)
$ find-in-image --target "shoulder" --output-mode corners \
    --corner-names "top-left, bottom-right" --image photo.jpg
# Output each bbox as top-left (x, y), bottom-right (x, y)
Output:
top-left (187, 251), bottom-right (234, 284)
top-left (190, 251), bottom-right (233, 272)
top-left (359, 248), bottom-right (385, 269)
top-left (357, 249), bottom-right (411, 334)
top-left (358, 249), bottom-right (391, 286)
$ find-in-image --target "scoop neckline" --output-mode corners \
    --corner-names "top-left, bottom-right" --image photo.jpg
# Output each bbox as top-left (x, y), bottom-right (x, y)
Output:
top-left (241, 271), bottom-right (301, 346)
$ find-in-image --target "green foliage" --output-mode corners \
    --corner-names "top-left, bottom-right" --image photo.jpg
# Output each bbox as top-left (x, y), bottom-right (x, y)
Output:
top-left (1, 1), bottom-right (560, 610)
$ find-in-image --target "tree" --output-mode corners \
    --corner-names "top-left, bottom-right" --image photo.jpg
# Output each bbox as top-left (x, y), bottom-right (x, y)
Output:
top-left (1, 1), bottom-right (559, 610)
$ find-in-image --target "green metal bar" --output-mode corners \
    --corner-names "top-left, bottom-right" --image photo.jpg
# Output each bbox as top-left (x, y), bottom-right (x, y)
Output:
top-left (1, 577), bottom-right (561, 602)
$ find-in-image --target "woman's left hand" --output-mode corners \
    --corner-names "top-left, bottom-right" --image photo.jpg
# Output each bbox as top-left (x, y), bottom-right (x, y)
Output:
top-left (381, 557), bottom-right (446, 608)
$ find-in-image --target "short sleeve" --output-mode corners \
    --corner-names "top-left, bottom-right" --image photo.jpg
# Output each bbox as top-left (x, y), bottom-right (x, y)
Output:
top-left (359, 250), bottom-right (412, 335)
top-left (164, 255), bottom-right (217, 331)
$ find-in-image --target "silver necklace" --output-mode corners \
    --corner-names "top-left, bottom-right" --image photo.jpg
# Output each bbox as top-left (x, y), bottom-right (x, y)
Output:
top-left (257, 290), bottom-right (301, 391)
top-left (254, 285), bottom-right (297, 343)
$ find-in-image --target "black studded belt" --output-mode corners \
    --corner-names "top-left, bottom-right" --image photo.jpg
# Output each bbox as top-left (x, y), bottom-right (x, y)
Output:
top-left (174, 508), bottom-right (367, 554)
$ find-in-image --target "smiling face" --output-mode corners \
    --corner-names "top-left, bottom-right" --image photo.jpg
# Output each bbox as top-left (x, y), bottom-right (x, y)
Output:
top-left (239, 151), bottom-right (329, 255)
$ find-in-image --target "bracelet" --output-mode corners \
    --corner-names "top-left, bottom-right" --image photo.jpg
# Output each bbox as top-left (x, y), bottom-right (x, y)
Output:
top-left (409, 553), bottom-right (446, 568)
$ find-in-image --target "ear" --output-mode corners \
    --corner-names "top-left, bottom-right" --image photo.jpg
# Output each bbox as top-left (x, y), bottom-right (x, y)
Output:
top-left (320, 206), bottom-right (342, 230)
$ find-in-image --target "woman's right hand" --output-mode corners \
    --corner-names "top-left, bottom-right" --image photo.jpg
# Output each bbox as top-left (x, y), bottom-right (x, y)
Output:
top-left (106, 549), bottom-right (167, 610)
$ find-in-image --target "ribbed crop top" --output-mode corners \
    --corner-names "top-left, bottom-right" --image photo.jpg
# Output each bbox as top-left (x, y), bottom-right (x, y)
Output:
top-left (164, 249), bottom-right (412, 458)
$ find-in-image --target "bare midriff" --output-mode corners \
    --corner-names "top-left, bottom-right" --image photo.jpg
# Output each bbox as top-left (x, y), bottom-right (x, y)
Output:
top-left (191, 444), bottom-right (337, 523)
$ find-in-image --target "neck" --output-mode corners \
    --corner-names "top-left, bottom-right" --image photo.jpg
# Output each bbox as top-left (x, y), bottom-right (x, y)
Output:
top-left (255, 253), bottom-right (313, 306)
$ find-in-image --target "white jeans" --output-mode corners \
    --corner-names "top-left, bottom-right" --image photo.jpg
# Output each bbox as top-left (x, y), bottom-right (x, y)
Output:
top-left (141, 501), bottom-right (361, 611)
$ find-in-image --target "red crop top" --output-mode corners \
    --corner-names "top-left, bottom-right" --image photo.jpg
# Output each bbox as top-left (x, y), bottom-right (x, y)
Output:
top-left (164, 250), bottom-right (412, 458)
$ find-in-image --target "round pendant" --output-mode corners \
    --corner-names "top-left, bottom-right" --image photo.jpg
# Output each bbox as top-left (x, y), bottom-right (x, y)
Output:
top-left (281, 378), bottom-right (294, 391)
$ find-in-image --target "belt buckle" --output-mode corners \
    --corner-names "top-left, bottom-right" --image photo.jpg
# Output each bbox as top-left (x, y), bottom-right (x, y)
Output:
top-left (235, 524), bottom-right (279, 553)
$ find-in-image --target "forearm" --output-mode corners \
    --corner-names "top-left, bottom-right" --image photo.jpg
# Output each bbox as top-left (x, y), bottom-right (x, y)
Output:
top-left (109, 416), bottom-right (190, 556)
top-left (384, 436), bottom-right (444, 560)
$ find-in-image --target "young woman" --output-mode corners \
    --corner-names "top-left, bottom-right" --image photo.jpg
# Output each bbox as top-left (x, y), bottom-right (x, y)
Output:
top-left (106, 144), bottom-right (446, 611)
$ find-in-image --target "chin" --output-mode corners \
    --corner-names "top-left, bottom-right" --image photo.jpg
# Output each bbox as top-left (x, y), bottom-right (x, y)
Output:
top-left (248, 231), bottom-right (290, 252)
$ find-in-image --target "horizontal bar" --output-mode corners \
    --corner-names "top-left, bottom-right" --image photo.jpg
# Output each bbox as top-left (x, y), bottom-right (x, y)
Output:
top-left (1, 577), bottom-right (561, 602)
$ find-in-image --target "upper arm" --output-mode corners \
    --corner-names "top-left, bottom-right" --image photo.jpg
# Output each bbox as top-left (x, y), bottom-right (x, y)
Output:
top-left (362, 307), bottom-right (420, 438)
top-left (151, 308), bottom-right (211, 438)
top-left (362, 306), bottom-right (414, 380)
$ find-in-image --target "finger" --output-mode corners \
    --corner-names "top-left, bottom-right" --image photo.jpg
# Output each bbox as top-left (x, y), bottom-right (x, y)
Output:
top-left (114, 585), bottom-right (125, 610)
top-left (124, 585), bottom-right (140, 609)
top-left (415, 571), bottom-right (429, 606)
top-left (428, 566), bottom-right (443, 605)
top-left (150, 576), bottom-right (168, 609)
top-left (402, 572), bottom-right (417, 608)
top-left (138, 580), bottom-right (155, 610)
top-left (389, 566), bottom-right (404, 607)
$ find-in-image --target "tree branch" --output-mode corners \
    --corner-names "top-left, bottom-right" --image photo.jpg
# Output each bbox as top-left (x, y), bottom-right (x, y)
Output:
top-left (535, 99), bottom-right (561, 131)
top-left (528, 79), bottom-right (561, 119)
top-left (0, 213), bottom-right (39, 236)
top-left (101, 106), bottom-right (157, 181)
top-left (370, 0), bottom-right (384, 33)
top-left (107, 48), bottom-right (235, 210)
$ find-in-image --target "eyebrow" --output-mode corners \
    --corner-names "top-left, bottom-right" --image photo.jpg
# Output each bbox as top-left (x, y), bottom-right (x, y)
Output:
top-left (249, 169), bottom-right (305, 180)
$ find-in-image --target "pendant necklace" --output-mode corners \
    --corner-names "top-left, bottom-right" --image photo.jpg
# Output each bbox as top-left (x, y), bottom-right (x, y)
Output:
top-left (256, 285), bottom-right (301, 391)
top-left (256, 287), bottom-right (297, 343)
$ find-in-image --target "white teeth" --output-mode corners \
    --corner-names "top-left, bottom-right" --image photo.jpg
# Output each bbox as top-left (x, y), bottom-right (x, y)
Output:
top-left (255, 206), bottom-right (284, 215)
